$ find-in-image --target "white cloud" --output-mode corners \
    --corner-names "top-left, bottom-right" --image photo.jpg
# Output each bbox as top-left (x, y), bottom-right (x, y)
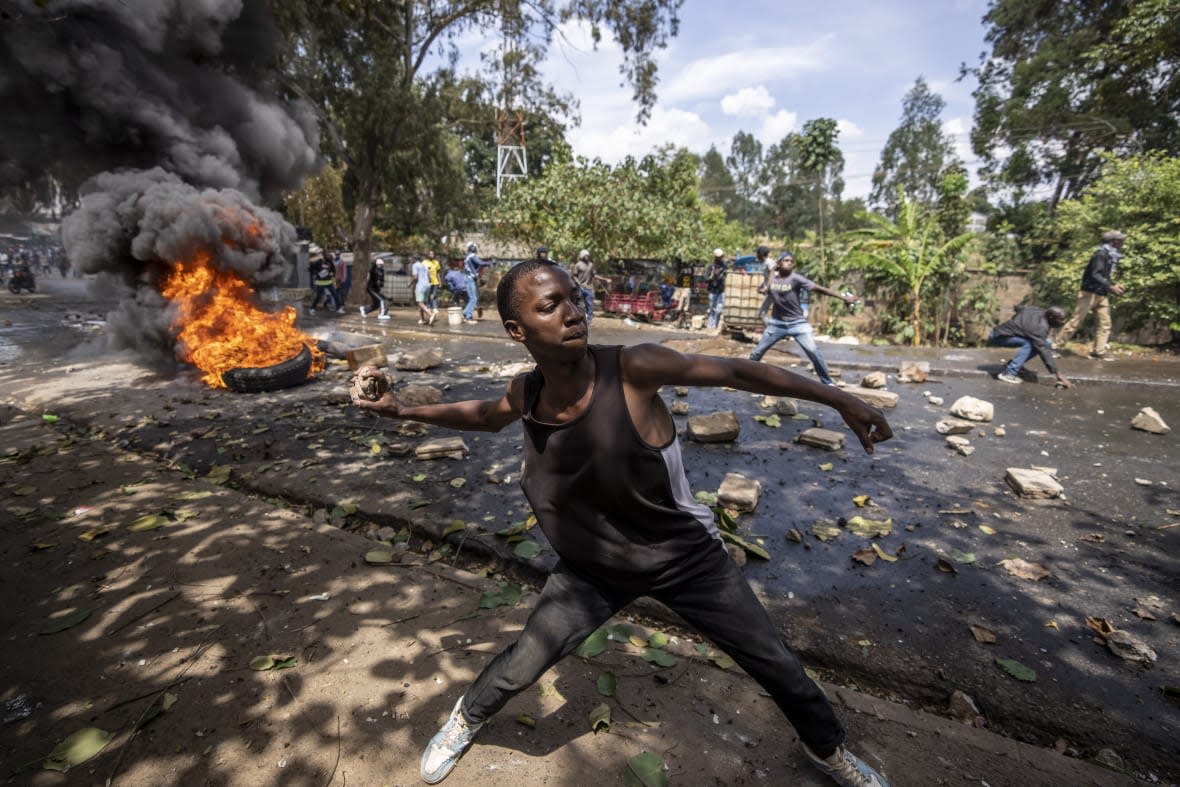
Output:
top-left (837, 119), bottom-right (864, 140)
top-left (662, 39), bottom-right (832, 103)
top-left (568, 106), bottom-right (715, 161)
top-left (720, 86), bottom-right (776, 117)
top-left (758, 110), bottom-right (798, 144)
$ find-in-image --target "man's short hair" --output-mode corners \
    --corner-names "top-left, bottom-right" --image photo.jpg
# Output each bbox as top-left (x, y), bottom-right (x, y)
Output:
top-left (756, 245), bottom-right (770, 256)
top-left (1102, 230), bottom-right (1127, 242)
top-left (1045, 306), bottom-right (1066, 325)
top-left (536, 245), bottom-right (548, 255)
top-left (777, 252), bottom-right (794, 262)
top-left (497, 259), bottom-right (557, 323)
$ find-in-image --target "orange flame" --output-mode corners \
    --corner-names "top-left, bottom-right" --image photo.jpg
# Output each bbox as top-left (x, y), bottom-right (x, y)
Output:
top-left (161, 251), bottom-right (324, 388)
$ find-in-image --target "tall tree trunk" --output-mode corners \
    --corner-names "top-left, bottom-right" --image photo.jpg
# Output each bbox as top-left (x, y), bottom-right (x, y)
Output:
top-left (911, 289), bottom-right (923, 347)
top-left (348, 188), bottom-right (376, 306)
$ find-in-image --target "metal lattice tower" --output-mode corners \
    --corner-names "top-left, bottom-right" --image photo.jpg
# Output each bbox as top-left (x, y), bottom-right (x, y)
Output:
top-left (496, 108), bottom-right (527, 198)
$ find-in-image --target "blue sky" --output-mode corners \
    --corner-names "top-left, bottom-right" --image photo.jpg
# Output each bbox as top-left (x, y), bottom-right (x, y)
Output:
top-left (502, 0), bottom-right (992, 199)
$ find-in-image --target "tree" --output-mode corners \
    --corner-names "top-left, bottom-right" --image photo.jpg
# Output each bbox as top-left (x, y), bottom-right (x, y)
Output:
top-left (1036, 152), bottom-right (1180, 336)
top-left (283, 164), bottom-right (351, 248)
top-left (870, 78), bottom-right (958, 216)
top-left (726, 132), bottom-right (765, 228)
top-left (699, 146), bottom-right (740, 220)
top-left (272, 0), bottom-right (683, 301)
top-left (848, 190), bottom-right (975, 346)
top-left (795, 118), bottom-right (842, 266)
top-left (968, 0), bottom-right (1180, 212)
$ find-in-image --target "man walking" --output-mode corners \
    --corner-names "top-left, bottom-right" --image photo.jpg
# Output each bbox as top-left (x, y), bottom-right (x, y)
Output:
top-left (309, 252), bottom-right (343, 315)
top-left (988, 305), bottom-right (1072, 387)
top-left (570, 249), bottom-right (602, 322)
top-left (1054, 230), bottom-right (1127, 360)
top-left (359, 256), bottom-right (390, 320)
top-left (352, 260), bottom-right (893, 787)
top-left (705, 248), bottom-right (727, 329)
top-left (462, 243), bottom-right (490, 323)
top-left (411, 254), bottom-right (435, 325)
top-left (748, 252), bottom-right (857, 386)
top-left (424, 251), bottom-right (442, 321)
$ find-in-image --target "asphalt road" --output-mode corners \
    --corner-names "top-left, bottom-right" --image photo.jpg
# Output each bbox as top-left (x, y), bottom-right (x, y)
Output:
top-left (3, 277), bottom-right (1178, 778)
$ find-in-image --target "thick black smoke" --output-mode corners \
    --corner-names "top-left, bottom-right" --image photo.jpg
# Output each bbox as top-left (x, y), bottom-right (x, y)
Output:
top-left (2, 0), bottom-right (322, 366)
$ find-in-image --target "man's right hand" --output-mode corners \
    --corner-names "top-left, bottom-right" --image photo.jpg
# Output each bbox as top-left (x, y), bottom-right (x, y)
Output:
top-left (1111, 284), bottom-right (1125, 295)
top-left (351, 388), bottom-right (402, 417)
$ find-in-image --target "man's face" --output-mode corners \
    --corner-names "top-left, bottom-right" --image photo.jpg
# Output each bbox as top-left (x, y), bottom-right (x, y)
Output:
top-left (776, 256), bottom-right (795, 274)
top-left (1110, 237), bottom-right (1125, 250)
top-left (504, 267), bottom-right (588, 357)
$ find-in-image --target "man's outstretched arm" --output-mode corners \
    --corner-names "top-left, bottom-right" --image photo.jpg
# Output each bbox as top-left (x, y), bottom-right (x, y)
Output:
top-left (622, 343), bottom-right (892, 454)
top-left (352, 375), bottom-right (526, 433)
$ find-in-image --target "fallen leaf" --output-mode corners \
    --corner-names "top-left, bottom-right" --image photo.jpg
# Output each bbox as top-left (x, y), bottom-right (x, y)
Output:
top-left (41, 414), bottom-right (59, 424)
top-left (589, 703), bottom-right (612, 733)
top-left (753, 414), bottom-right (782, 427)
top-left (979, 525), bottom-right (996, 535)
top-left (995, 658), bottom-right (1036, 682)
top-left (1133, 607), bottom-right (1157, 621)
top-left (597, 672), bottom-right (617, 697)
top-left (42, 727), bottom-right (112, 772)
top-left (852, 495), bottom-right (872, 508)
top-left (40, 608), bottom-right (91, 634)
top-left (413, 473), bottom-right (427, 482)
top-left (852, 548), bottom-right (877, 566)
top-left (443, 520), bottom-right (466, 537)
top-left (206, 465), bottom-right (231, 485)
top-left (249, 654), bottom-right (297, 671)
top-left (648, 631), bottom-right (668, 649)
top-left (576, 629), bottom-right (609, 659)
top-left (365, 550), bottom-right (394, 565)
top-left (408, 499), bottom-right (431, 510)
top-left (641, 648), bottom-right (677, 667)
top-left (479, 583), bottom-right (523, 609)
top-left (136, 692), bottom-right (178, 730)
top-left (936, 558), bottom-right (957, 574)
top-left (948, 548), bottom-right (976, 564)
top-left (449, 477), bottom-right (466, 488)
top-left (710, 653), bottom-right (736, 670)
top-left (11, 484), bottom-right (37, 496)
top-left (127, 514), bottom-right (166, 532)
top-left (1086, 616), bottom-right (1115, 640)
top-left (785, 528), bottom-right (804, 543)
top-left (1000, 558), bottom-right (1050, 581)
top-left (818, 462), bottom-right (833, 472)
top-left (720, 530), bottom-right (770, 559)
top-left (513, 540), bottom-right (542, 559)
top-left (625, 751), bottom-right (668, 787)
top-left (812, 520), bottom-right (842, 542)
top-left (970, 625), bottom-right (997, 644)
top-left (871, 543), bottom-right (897, 562)
top-left (515, 712), bottom-right (536, 728)
top-left (1044, 621), bottom-right (1059, 630)
top-left (846, 515), bottom-right (892, 538)
top-left (606, 623), bottom-right (634, 642)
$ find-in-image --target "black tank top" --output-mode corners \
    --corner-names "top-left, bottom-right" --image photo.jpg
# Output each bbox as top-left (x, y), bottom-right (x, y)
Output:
top-left (520, 345), bottom-right (723, 591)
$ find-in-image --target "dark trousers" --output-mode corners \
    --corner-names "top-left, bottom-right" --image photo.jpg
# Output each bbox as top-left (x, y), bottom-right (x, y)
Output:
top-left (461, 548), bottom-right (844, 756)
top-left (366, 286), bottom-right (387, 315)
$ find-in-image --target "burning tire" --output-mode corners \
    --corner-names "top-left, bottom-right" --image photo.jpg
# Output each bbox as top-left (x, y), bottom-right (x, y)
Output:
top-left (221, 345), bottom-right (313, 393)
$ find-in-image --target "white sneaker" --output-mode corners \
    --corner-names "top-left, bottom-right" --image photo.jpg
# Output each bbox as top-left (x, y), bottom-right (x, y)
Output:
top-left (335, 306), bottom-right (345, 313)
top-left (420, 696), bottom-right (483, 784)
top-left (308, 308), bottom-right (316, 315)
top-left (997, 372), bottom-right (1022, 384)
top-left (803, 743), bottom-right (890, 787)
top-left (428, 310), bottom-right (437, 326)
top-left (359, 306), bottom-right (367, 317)
top-left (378, 313), bottom-right (390, 320)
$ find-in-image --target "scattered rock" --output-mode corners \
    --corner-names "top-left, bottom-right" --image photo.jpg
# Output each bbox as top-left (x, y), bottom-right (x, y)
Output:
top-left (926, 395), bottom-right (944, 406)
top-left (843, 386), bottom-right (899, 409)
top-left (947, 690), bottom-right (982, 725)
top-left (349, 366), bottom-right (390, 401)
top-left (861, 371), bottom-right (887, 389)
top-left (1130, 406), bottom-right (1170, 434)
top-left (345, 343), bottom-right (388, 371)
top-left (993, 427), bottom-right (1006, 437)
top-left (670, 401), bottom-right (690, 416)
top-left (1005, 468), bottom-right (1063, 498)
top-left (717, 472), bottom-right (762, 513)
top-left (415, 437), bottom-right (469, 460)
top-left (726, 543), bottom-right (748, 567)
top-left (686, 411), bottom-right (741, 443)
top-left (1106, 630), bottom-right (1157, 665)
top-left (794, 428), bottom-right (846, 451)
top-left (946, 436), bottom-right (974, 456)
top-left (396, 349), bottom-right (444, 371)
top-left (897, 361), bottom-right (929, 383)
top-left (936, 418), bottom-right (975, 435)
top-left (761, 396), bottom-right (798, 416)
top-left (950, 396), bottom-right (994, 422)
top-left (1093, 749), bottom-right (1124, 771)
top-left (674, 386), bottom-right (689, 397)
top-left (397, 384), bottom-right (443, 407)
top-left (376, 526), bottom-right (399, 542)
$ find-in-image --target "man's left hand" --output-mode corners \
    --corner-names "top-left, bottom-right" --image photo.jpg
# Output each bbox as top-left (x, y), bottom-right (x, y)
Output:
top-left (836, 397), bottom-right (893, 455)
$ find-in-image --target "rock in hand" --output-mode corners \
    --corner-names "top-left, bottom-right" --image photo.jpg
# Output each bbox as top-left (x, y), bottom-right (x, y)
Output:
top-left (350, 366), bottom-right (391, 402)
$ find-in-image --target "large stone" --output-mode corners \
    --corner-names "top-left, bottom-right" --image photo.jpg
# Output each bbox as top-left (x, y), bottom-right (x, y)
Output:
top-left (669, 401), bottom-right (690, 416)
top-left (1106, 630), bottom-right (1157, 665)
top-left (843, 386), bottom-right (899, 409)
top-left (950, 396), bottom-right (994, 422)
top-left (398, 384), bottom-right (443, 407)
top-left (345, 343), bottom-right (387, 371)
top-left (936, 418), bottom-right (975, 435)
top-left (717, 472), bottom-right (762, 513)
top-left (686, 411), bottom-right (740, 443)
top-left (947, 690), bottom-right (982, 725)
top-left (1130, 406), bottom-right (1170, 434)
top-left (794, 427), bottom-right (846, 451)
top-left (946, 435), bottom-right (974, 456)
top-left (415, 437), bottom-right (469, 460)
top-left (761, 396), bottom-right (799, 416)
top-left (897, 361), bottom-right (930, 383)
top-left (861, 371), bottom-right (887, 389)
top-left (396, 349), bottom-right (444, 371)
top-left (1005, 467), bottom-right (1063, 498)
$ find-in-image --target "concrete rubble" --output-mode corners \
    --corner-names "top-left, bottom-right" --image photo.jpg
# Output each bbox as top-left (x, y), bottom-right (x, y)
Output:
top-left (1130, 406), bottom-right (1170, 434)
top-left (794, 427), bottom-right (846, 451)
top-left (1005, 467), bottom-right (1064, 498)
top-left (843, 385), bottom-right (899, 409)
top-left (415, 436), bottom-right (469, 460)
top-left (686, 411), bottom-right (740, 442)
top-left (717, 472), bottom-right (761, 512)
top-left (396, 349), bottom-right (444, 371)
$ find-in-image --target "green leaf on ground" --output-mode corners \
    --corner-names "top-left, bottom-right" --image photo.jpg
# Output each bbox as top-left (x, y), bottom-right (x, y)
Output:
top-left (364, 550), bottom-right (394, 565)
top-left (710, 652), bottom-right (737, 670)
top-left (648, 631), bottom-right (668, 649)
top-left (250, 654), bottom-right (297, 671)
top-left (624, 751), bottom-right (668, 787)
top-left (513, 540), bottom-right (542, 559)
top-left (40, 608), bottom-right (91, 634)
top-left (11, 485), bottom-right (36, 496)
top-left (996, 658), bottom-right (1036, 682)
top-left (576, 629), bottom-right (609, 659)
top-left (413, 473), bottom-right (427, 482)
top-left (478, 583), bottom-right (523, 609)
top-left (871, 543), bottom-right (898, 562)
top-left (717, 508), bottom-right (739, 532)
top-left (589, 702), bottom-right (611, 733)
top-left (449, 477), bottom-right (466, 488)
top-left (812, 520), bottom-right (842, 542)
top-left (720, 530), bottom-right (771, 559)
top-left (206, 465), bottom-right (231, 485)
top-left (128, 514), bottom-right (167, 532)
top-left (846, 516), bottom-right (893, 538)
top-left (597, 671), bottom-right (617, 697)
top-left (42, 727), bottom-right (112, 772)
top-left (176, 489), bottom-right (212, 500)
top-left (606, 623), bottom-right (634, 642)
top-left (78, 525), bottom-right (112, 542)
top-left (42, 414), bottom-right (59, 424)
top-left (948, 548), bottom-right (976, 564)
top-left (694, 491), bottom-right (717, 506)
top-left (443, 520), bottom-right (466, 537)
top-left (819, 462), bottom-right (833, 471)
top-left (515, 712), bottom-right (536, 728)
top-left (496, 522), bottom-right (526, 538)
top-left (408, 499), bottom-right (431, 510)
top-left (753, 414), bottom-right (782, 427)
top-left (641, 648), bottom-right (678, 667)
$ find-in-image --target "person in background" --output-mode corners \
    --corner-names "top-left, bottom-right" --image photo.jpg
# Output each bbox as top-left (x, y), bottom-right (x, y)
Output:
top-left (444, 264), bottom-right (468, 309)
top-left (988, 305), bottom-right (1072, 387)
top-left (359, 256), bottom-right (390, 320)
top-left (462, 243), bottom-right (490, 323)
top-left (570, 249), bottom-right (604, 323)
top-left (352, 260), bottom-right (893, 787)
top-left (535, 245), bottom-right (557, 265)
top-left (334, 250), bottom-right (352, 304)
top-left (705, 248), bottom-right (727, 330)
top-left (755, 244), bottom-right (772, 284)
top-left (1053, 230), bottom-right (1127, 360)
top-left (412, 254), bottom-right (435, 325)
top-left (424, 250), bottom-right (442, 321)
top-left (748, 252), bottom-right (856, 386)
top-left (309, 251), bottom-right (343, 315)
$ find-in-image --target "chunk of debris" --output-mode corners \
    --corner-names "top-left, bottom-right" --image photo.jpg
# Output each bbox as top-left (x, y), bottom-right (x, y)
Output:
top-left (947, 690), bottom-right (982, 725)
top-left (843, 386), bottom-right (899, 409)
top-left (1106, 630), bottom-right (1157, 666)
top-left (1005, 468), bottom-right (1063, 498)
top-left (717, 472), bottom-right (762, 513)
top-left (345, 343), bottom-right (388, 371)
top-left (415, 437), bottom-right (469, 460)
top-left (1130, 406), bottom-right (1170, 434)
top-left (396, 349), bottom-right (444, 372)
top-left (897, 361), bottom-right (929, 383)
top-left (861, 371), bottom-right (887, 389)
top-left (936, 418), bottom-right (975, 435)
top-left (946, 435), bottom-right (974, 456)
top-left (761, 396), bottom-right (799, 416)
top-left (674, 386), bottom-right (689, 397)
top-left (397, 384), bottom-right (443, 407)
top-left (670, 401), bottom-right (690, 416)
top-left (950, 396), bottom-right (994, 422)
top-left (794, 428), bottom-right (846, 451)
top-left (686, 411), bottom-right (740, 443)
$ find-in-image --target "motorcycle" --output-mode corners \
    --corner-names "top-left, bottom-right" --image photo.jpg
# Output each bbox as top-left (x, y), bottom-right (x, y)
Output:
top-left (8, 266), bottom-right (35, 294)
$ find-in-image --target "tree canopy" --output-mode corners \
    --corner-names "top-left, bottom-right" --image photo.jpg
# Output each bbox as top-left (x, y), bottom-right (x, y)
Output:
top-left (870, 78), bottom-right (958, 215)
